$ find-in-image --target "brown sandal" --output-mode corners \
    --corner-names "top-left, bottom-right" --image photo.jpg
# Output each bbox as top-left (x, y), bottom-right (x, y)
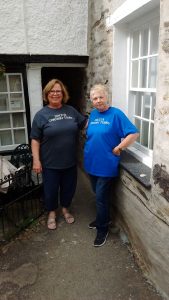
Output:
top-left (47, 218), bottom-right (57, 230)
top-left (63, 213), bottom-right (75, 224)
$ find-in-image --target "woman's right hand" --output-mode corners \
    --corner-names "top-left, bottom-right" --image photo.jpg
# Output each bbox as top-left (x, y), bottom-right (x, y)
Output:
top-left (32, 160), bottom-right (42, 174)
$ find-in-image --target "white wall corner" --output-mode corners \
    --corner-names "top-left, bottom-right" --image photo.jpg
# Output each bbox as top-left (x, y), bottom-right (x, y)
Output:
top-left (26, 64), bottom-right (43, 123)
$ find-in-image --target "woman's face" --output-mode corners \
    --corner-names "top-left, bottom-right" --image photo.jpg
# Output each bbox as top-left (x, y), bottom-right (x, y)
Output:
top-left (91, 90), bottom-right (109, 112)
top-left (47, 83), bottom-right (63, 108)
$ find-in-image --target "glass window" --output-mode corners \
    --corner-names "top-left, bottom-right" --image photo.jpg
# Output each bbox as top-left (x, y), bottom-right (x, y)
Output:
top-left (132, 31), bottom-right (139, 58)
top-left (0, 94), bottom-right (9, 111)
top-left (151, 94), bottom-right (156, 120)
top-left (1, 114), bottom-right (11, 128)
top-left (141, 121), bottom-right (149, 147)
top-left (131, 61), bottom-right (138, 88)
top-left (10, 93), bottom-right (24, 110)
top-left (0, 76), bottom-right (7, 92)
top-left (141, 28), bottom-right (149, 56)
top-left (139, 59), bottom-right (147, 88)
top-left (13, 113), bottom-right (24, 127)
top-left (0, 130), bottom-right (12, 146)
top-left (9, 75), bottom-right (22, 92)
top-left (14, 129), bottom-right (26, 144)
top-left (135, 93), bottom-right (142, 117)
top-left (150, 24), bottom-right (159, 54)
top-left (142, 94), bottom-right (150, 119)
top-left (0, 73), bottom-right (27, 150)
top-left (134, 118), bottom-right (141, 143)
top-left (148, 57), bottom-right (157, 88)
top-left (129, 22), bottom-right (158, 153)
top-left (149, 123), bottom-right (154, 150)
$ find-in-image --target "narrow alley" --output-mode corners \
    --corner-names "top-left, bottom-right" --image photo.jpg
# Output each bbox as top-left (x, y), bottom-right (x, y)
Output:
top-left (0, 169), bottom-right (163, 300)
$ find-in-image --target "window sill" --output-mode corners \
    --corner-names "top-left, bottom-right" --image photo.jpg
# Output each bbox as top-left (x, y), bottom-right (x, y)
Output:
top-left (120, 150), bottom-right (151, 189)
top-left (127, 146), bottom-right (152, 168)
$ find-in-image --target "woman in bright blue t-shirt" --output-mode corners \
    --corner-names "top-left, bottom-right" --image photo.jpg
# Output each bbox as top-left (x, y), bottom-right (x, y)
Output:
top-left (84, 84), bottom-right (139, 247)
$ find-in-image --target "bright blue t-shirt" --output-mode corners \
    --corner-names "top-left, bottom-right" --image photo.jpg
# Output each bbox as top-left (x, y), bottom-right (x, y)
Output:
top-left (84, 107), bottom-right (138, 177)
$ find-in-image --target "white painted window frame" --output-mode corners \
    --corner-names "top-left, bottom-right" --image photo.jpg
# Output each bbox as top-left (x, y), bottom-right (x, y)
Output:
top-left (106, 0), bottom-right (160, 168)
top-left (128, 16), bottom-right (159, 157)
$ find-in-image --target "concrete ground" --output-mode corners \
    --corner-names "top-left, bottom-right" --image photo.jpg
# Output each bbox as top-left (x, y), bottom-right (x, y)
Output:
top-left (0, 169), bottom-right (163, 300)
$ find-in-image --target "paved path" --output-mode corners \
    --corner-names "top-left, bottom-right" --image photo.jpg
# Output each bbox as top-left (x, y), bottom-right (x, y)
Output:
top-left (0, 169), bottom-right (163, 300)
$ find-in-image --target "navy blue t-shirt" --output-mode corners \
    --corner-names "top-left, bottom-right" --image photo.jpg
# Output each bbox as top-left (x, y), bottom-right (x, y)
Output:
top-left (84, 107), bottom-right (138, 177)
top-left (30, 105), bottom-right (86, 169)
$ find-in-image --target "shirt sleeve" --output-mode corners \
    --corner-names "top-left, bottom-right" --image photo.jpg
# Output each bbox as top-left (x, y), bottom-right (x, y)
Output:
top-left (30, 113), bottom-right (43, 140)
top-left (116, 109), bottom-right (139, 138)
top-left (74, 108), bottom-right (88, 129)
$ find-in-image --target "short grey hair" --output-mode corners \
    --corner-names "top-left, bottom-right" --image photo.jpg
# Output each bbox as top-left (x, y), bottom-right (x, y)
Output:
top-left (90, 84), bottom-right (108, 99)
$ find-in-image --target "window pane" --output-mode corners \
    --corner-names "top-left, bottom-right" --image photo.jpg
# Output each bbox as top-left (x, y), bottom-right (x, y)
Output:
top-left (149, 123), bottom-right (154, 150)
top-left (143, 94), bottom-right (150, 119)
top-left (0, 130), bottom-right (12, 146)
top-left (13, 113), bottom-right (24, 127)
top-left (139, 59), bottom-right (147, 88)
top-left (0, 94), bottom-right (9, 111)
top-left (148, 57), bottom-right (157, 88)
top-left (131, 61), bottom-right (138, 87)
top-left (134, 118), bottom-right (141, 143)
top-left (135, 93), bottom-right (142, 116)
top-left (9, 75), bottom-right (22, 92)
top-left (151, 94), bottom-right (156, 120)
top-left (0, 76), bottom-right (7, 92)
top-left (150, 24), bottom-right (159, 54)
top-left (141, 28), bottom-right (149, 56)
top-left (14, 129), bottom-right (26, 144)
top-left (141, 121), bottom-right (149, 147)
top-left (132, 31), bottom-right (139, 58)
top-left (1, 114), bottom-right (11, 128)
top-left (10, 93), bottom-right (24, 110)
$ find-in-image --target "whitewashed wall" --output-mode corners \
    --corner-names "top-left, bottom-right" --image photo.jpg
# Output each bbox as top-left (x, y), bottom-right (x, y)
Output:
top-left (0, 0), bottom-right (88, 55)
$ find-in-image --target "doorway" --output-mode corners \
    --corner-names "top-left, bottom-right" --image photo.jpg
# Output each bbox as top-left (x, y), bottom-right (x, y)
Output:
top-left (41, 67), bottom-right (86, 113)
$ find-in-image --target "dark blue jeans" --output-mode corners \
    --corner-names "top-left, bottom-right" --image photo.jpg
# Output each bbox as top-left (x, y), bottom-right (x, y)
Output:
top-left (42, 166), bottom-right (77, 211)
top-left (89, 175), bottom-right (113, 233)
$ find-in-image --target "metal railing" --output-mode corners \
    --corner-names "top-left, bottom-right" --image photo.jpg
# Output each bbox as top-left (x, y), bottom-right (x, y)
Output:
top-left (0, 145), bottom-right (44, 242)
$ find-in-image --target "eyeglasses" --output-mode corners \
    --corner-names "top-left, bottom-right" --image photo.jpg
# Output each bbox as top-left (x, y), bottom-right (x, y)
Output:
top-left (49, 90), bottom-right (62, 95)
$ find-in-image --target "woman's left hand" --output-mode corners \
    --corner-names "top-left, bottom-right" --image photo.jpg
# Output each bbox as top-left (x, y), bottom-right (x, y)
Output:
top-left (112, 146), bottom-right (122, 156)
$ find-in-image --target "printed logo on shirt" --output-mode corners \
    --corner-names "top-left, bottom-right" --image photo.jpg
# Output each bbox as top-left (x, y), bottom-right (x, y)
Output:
top-left (48, 114), bottom-right (73, 122)
top-left (90, 118), bottom-right (110, 125)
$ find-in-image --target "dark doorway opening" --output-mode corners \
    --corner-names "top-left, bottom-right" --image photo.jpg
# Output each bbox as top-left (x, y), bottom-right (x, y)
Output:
top-left (41, 67), bottom-right (86, 112)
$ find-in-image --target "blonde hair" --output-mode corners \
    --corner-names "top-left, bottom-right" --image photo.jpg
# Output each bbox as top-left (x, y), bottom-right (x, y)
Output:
top-left (90, 84), bottom-right (108, 99)
top-left (43, 79), bottom-right (69, 104)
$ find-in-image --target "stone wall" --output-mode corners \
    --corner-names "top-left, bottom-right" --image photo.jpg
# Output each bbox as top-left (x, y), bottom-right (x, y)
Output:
top-left (86, 0), bottom-right (125, 111)
top-left (87, 0), bottom-right (114, 111)
top-left (152, 0), bottom-right (169, 213)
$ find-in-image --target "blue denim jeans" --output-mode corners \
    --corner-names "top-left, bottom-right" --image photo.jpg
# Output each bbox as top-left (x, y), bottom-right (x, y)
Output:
top-left (89, 175), bottom-right (113, 234)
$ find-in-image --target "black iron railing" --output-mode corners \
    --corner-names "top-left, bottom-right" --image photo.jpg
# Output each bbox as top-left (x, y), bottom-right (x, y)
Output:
top-left (0, 144), bottom-right (44, 242)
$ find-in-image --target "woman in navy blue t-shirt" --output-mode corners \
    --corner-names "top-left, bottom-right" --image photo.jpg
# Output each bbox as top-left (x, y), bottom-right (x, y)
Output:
top-left (31, 79), bottom-right (87, 230)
